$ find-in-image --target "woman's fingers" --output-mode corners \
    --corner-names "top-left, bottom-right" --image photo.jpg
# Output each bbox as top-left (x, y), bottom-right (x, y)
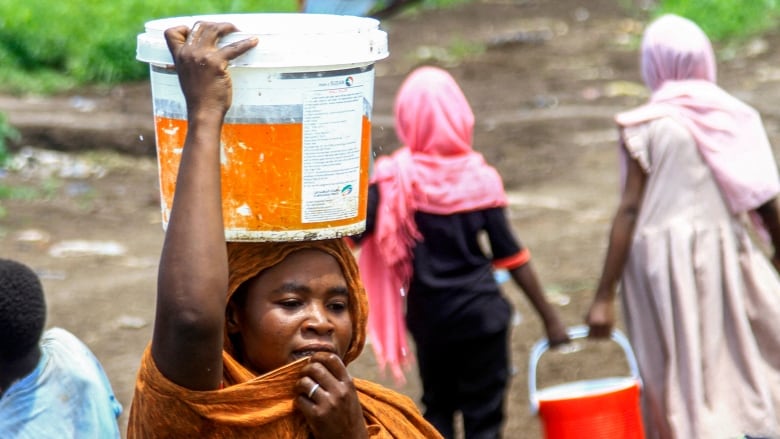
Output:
top-left (585, 299), bottom-right (614, 339)
top-left (220, 37), bottom-right (259, 62)
top-left (295, 353), bottom-right (367, 437)
top-left (193, 21), bottom-right (239, 48)
top-left (588, 324), bottom-right (611, 339)
top-left (165, 21), bottom-right (255, 65)
top-left (309, 352), bottom-right (351, 381)
top-left (301, 353), bottom-right (350, 397)
top-left (162, 20), bottom-right (258, 115)
top-left (163, 25), bottom-right (191, 59)
top-left (294, 354), bottom-right (344, 400)
top-left (295, 376), bottom-right (323, 402)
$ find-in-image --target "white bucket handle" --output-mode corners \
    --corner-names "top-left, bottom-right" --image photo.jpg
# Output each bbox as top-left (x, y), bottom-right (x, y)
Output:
top-left (528, 325), bottom-right (642, 414)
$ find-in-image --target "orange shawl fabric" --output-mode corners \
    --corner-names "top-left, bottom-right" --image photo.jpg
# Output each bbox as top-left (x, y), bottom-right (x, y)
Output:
top-left (128, 240), bottom-right (441, 438)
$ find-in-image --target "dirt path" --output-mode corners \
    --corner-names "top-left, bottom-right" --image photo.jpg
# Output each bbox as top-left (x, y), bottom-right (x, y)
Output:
top-left (4, 1), bottom-right (780, 437)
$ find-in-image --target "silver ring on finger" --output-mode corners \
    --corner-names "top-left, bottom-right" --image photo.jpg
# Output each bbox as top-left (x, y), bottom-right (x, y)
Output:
top-left (307, 383), bottom-right (320, 400)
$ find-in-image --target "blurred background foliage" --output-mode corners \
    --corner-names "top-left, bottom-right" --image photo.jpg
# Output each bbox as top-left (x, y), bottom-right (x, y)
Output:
top-left (651, 0), bottom-right (779, 42)
top-left (0, 0), bottom-right (777, 96)
top-left (0, 1), bottom-right (298, 95)
top-left (0, 0), bottom-right (778, 153)
top-left (0, 0), bottom-right (468, 95)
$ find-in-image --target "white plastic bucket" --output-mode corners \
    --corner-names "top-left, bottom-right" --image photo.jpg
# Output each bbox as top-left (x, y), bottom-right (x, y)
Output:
top-left (136, 14), bottom-right (388, 241)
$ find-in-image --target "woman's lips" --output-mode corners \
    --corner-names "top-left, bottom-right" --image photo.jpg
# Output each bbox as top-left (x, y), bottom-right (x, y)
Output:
top-left (292, 345), bottom-right (336, 359)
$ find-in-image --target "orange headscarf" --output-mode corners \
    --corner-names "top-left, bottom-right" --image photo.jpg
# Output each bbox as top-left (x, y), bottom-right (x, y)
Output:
top-left (128, 239), bottom-right (441, 438)
top-left (222, 239), bottom-right (368, 382)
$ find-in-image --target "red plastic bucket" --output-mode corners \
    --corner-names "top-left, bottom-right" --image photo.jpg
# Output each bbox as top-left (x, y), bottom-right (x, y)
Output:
top-left (529, 326), bottom-right (646, 439)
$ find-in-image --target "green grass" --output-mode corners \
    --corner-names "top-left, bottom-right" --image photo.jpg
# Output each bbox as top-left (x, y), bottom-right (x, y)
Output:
top-left (0, 0), bottom-right (468, 95)
top-left (0, 1), bottom-right (300, 95)
top-left (0, 184), bottom-right (45, 201)
top-left (1, 0), bottom-right (779, 95)
top-left (0, 176), bottom-right (63, 220)
top-left (650, 0), bottom-right (780, 42)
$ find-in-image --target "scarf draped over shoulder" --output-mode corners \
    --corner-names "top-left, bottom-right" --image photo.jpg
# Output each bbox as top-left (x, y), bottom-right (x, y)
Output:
top-left (128, 240), bottom-right (442, 438)
top-left (615, 14), bottom-right (780, 215)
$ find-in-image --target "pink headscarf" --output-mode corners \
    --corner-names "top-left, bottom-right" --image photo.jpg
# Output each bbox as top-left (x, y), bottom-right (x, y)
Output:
top-left (615, 14), bottom-right (780, 215)
top-left (358, 66), bottom-right (507, 384)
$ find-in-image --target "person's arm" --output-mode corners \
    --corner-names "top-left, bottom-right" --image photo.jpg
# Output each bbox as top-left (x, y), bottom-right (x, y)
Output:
top-left (755, 197), bottom-right (780, 272)
top-left (151, 22), bottom-right (258, 390)
top-left (508, 261), bottom-right (569, 347)
top-left (586, 154), bottom-right (646, 339)
top-left (487, 207), bottom-right (569, 346)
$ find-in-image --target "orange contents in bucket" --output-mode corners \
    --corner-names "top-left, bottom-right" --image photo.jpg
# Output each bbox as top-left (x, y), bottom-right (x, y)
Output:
top-left (154, 115), bottom-right (371, 237)
top-left (537, 377), bottom-right (645, 439)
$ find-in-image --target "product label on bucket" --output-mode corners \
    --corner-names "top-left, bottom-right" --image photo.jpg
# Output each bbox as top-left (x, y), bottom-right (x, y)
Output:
top-left (301, 87), bottom-right (363, 222)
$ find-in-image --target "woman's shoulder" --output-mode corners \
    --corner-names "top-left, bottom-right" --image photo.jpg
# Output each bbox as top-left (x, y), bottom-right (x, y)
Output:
top-left (623, 115), bottom-right (686, 135)
top-left (644, 117), bottom-right (698, 154)
top-left (646, 115), bottom-right (688, 132)
top-left (622, 116), bottom-right (693, 151)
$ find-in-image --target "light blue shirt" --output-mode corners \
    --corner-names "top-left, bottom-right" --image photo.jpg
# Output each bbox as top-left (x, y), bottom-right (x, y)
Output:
top-left (302, 0), bottom-right (379, 16)
top-left (0, 328), bottom-right (122, 438)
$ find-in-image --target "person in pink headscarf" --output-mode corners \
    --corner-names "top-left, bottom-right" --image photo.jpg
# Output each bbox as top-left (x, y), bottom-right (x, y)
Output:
top-left (350, 65), bottom-right (569, 438)
top-left (586, 14), bottom-right (780, 439)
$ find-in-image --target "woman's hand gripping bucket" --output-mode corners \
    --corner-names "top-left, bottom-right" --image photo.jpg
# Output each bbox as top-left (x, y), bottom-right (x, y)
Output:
top-left (529, 325), bottom-right (646, 439)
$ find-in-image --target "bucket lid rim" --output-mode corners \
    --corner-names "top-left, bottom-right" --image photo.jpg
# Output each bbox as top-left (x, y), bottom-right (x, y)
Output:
top-left (142, 13), bottom-right (381, 34)
top-left (536, 376), bottom-right (640, 401)
top-left (136, 13), bottom-right (389, 67)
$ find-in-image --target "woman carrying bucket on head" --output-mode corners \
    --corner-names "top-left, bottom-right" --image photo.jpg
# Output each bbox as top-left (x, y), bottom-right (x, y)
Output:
top-left (349, 65), bottom-right (570, 439)
top-left (586, 14), bottom-right (780, 439)
top-left (127, 20), bottom-right (442, 438)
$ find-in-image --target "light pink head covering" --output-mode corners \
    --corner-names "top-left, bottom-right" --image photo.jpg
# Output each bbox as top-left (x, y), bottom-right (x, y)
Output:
top-left (357, 66), bottom-right (507, 384)
top-left (394, 65), bottom-right (476, 156)
top-left (385, 66), bottom-right (508, 215)
top-left (616, 14), bottom-right (780, 214)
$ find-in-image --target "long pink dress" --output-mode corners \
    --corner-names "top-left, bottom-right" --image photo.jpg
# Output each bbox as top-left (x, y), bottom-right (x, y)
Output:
top-left (619, 116), bottom-right (780, 438)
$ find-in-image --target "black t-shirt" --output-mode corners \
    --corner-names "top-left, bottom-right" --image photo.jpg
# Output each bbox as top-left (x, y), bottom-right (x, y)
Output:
top-left (354, 184), bottom-right (525, 343)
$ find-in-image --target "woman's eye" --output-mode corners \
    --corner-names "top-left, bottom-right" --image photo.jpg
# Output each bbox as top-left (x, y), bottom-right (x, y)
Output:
top-left (279, 299), bottom-right (302, 308)
top-left (328, 301), bottom-right (348, 312)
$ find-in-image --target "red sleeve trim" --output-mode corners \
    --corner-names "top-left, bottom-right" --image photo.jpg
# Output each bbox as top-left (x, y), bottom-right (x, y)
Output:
top-left (493, 248), bottom-right (531, 270)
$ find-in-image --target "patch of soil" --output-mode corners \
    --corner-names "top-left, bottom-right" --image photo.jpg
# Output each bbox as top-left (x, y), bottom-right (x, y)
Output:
top-left (4, 0), bottom-right (780, 437)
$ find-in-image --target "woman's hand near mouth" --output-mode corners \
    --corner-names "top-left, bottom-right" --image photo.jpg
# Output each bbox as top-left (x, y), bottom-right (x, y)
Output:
top-left (295, 351), bottom-right (369, 439)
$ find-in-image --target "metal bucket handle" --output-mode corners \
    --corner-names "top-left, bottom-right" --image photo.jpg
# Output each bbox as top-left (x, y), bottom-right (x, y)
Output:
top-left (528, 325), bottom-right (642, 414)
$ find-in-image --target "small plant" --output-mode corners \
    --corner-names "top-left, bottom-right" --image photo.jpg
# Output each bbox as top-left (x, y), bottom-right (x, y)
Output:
top-left (0, 112), bottom-right (20, 167)
top-left (448, 37), bottom-right (485, 61)
top-left (0, 184), bottom-right (41, 200)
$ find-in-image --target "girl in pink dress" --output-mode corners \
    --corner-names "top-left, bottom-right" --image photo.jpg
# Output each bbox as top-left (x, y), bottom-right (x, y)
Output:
top-left (587, 14), bottom-right (780, 439)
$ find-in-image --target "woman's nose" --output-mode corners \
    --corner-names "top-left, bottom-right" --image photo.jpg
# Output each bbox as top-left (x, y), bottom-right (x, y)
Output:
top-left (304, 304), bottom-right (334, 334)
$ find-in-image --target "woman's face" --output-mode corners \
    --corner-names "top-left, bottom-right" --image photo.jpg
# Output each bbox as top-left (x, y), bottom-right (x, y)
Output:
top-left (228, 249), bottom-right (354, 375)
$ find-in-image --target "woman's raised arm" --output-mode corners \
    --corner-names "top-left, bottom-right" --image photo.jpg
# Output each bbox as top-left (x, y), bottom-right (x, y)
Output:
top-left (151, 22), bottom-right (257, 390)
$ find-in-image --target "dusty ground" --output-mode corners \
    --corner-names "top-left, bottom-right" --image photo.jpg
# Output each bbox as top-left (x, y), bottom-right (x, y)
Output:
top-left (4, 0), bottom-right (780, 437)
